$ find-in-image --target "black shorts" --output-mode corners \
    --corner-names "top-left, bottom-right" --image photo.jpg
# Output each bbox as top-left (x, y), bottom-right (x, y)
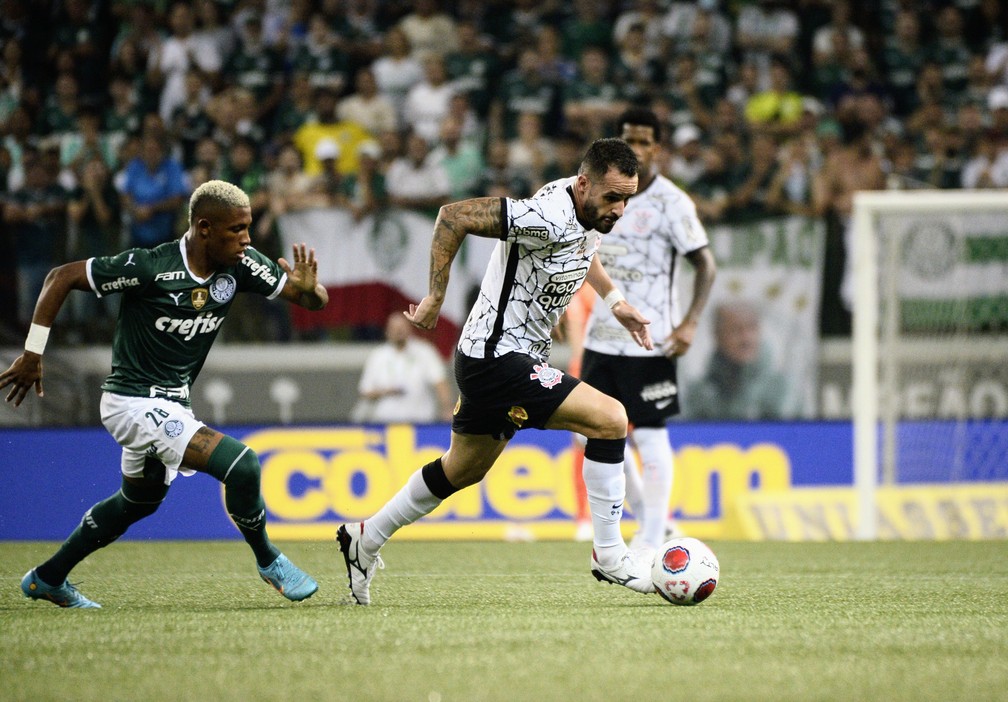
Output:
top-left (580, 349), bottom-right (679, 426)
top-left (452, 351), bottom-right (581, 440)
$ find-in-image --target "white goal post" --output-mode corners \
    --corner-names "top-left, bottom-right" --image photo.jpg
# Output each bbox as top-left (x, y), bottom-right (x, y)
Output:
top-left (851, 190), bottom-right (1008, 539)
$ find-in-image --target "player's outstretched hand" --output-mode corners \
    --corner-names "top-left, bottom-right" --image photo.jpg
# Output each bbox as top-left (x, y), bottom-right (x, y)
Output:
top-left (405, 296), bottom-right (442, 330)
top-left (278, 243), bottom-right (319, 293)
top-left (612, 302), bottom-right (653, 351)
top-left (0, 353), bottom-right (43, 407)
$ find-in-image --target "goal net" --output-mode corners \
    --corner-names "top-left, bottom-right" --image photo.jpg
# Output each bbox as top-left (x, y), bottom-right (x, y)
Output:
top-left (851, 190), bottom-right (1008, 539)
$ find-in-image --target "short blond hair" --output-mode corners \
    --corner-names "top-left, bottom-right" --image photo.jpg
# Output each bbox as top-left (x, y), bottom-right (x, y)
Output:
top-left (189, 180), bottom-right (250, 223)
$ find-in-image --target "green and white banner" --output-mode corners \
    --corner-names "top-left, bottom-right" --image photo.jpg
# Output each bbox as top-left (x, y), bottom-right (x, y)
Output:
top-left (881, 211), bottom-right (1008, 331)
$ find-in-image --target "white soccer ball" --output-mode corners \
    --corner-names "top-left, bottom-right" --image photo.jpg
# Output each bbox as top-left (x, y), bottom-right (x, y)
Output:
top-left (651, 537), bottom-right (719, 605)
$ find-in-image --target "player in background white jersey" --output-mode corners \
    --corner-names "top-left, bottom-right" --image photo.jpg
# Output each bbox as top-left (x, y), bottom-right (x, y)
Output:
top-left (582, 108), bottom-right (717, 551)
top-left (338, 138), bottom-right (659, 604)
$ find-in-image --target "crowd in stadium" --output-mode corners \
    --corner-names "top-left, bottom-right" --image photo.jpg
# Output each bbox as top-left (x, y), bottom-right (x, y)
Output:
top-left (2, 0), bottom-right (1007, 344)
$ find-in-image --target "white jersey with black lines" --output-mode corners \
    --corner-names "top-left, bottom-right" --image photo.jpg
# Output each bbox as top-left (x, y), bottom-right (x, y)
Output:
top-left (584, 174), bottom-right (709, 357)
top-left (458, 177), bottom-right (601, 361)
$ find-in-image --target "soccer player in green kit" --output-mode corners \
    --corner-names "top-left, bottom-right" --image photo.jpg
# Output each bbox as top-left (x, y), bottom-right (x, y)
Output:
top-left (1, 180), bottom-right (328, 607)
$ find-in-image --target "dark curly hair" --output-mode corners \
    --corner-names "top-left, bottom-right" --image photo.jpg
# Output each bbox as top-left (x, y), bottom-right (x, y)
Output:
top-left (579, 137), bottom-right (639, 180)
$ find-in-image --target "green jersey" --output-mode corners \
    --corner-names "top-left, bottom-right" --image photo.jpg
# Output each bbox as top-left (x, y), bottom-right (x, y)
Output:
top-left (87, 239), bottom-right (286, 406)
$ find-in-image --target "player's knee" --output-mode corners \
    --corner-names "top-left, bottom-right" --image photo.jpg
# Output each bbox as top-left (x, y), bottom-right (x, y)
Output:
top-left (223, 447), bottom-right (261, 493)
top-left (121, 458), bottom-right (170, 519)
top-left (208, 436), bottom-right (261, 491)
top-left (590, 396), bottom-right (628, 439)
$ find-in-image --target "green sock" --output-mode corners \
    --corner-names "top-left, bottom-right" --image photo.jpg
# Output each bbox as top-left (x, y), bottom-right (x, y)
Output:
top-left (35, 480), bottom-right (165, 585)
top-left (229, 499), bottom-right (281, 568)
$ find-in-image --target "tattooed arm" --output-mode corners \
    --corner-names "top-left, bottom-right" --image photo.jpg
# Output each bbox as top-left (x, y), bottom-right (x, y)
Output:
top-left (405, 197), bottom-right (502, 329)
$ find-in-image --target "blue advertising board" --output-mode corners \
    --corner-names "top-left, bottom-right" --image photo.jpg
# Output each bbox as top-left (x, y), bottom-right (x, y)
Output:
top-left (1, 420), bottom-right (1003, 541)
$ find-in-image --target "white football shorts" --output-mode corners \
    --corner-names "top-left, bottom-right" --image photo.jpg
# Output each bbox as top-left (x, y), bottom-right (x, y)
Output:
top-left (100, 392), bottom-right (205, 485)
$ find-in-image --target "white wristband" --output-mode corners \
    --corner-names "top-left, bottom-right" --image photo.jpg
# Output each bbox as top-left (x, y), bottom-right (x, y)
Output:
top-left (25, 323), bottom-right (50, 355)
top-left (604, 289), bottom-right (625, 310)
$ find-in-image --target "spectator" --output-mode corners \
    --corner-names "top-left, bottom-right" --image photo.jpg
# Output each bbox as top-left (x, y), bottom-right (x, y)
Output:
top-left (475, 138), bottom-right (532, 198)
top-left (541, 130), bottom-right (587, 185)
top-left (272, 71), bottom-right (315, 144)
top-left (67, 155), bottom-right (121, 341)
top-left (443, 20), bottom-right (499, 118)
top-left (309, 137), bottom-right (350, 209)
top-left (50, 0), bottom-right (109, 106)
top-left (813, 115), bottom-right (885, 330)
top-left (492, 46), bottom-right (564, 140)
top-left (684, 301), bottom-right (797, 420)
top-left (534, 25), bottom-right (578, 86)
top-left (729, 131), bottom-right (778, 222)
top-left (289, 12), bottom-right (350, 95)
top-left (403, 54), bottom-right (455, 144)
top-left (147, 2), bottom-right (222, 125)
top-left (118, 132), bottom-right (189, 248)
top-left (734, 0), bottom-right (800, 90)
top-left (507, 111), bottom-right (555, 188)
top-left (745, 55), bottom-right (804, 136)
top-left (225, 13), bottom-right (285, 123)
top-left (668, 123), bottom-right (706, 189)
top-left (611, 21), bottom-right (665, 106)
top-left (60, 108), bottom-right (115, 174)
top-left (187, 135), bottom-right (223, 187)
top-left (338, 67), bottom-right (398, 136)
top-left (928, 5), bottom-right (971, 102)
top-left (398, 0), bottom-right (459, 61)
top-left (563, 45), bottom-right (628, 140)
top-left (560, 0), bottom-right (612, 58)
top-left (883, 9), bottom-right (927, 117)
top-left (2, 149), bottom-right (71, 328)
top-left (371, 27), bottom-right (424, 129)
top-left (385, 130), bottom-right (451, 218)
top-left (353, 311), bottom-right (453, 424)
top-left (430, 115), bottom-right (484, 200)
top-left (811, 0), bottom-right (865, 70)
top-left (193, 0), bottom-right (236, 65)
top-left (103, 74), bottom-right (143, 157)
top-left (38, 72), bottom-right (82, 139)
top-left (663, 0), bottom-right (733, 56)
top-left (1, 104), bottom-right (31, 191)
top-left (169, 71), bottom-right (213, 165)
top-left (292, 86), bottom-right (371, 178)
top-left (257, 143), bottom-right (318, 243)
top-left (613, 0), bottom-right (667, 61)
top-left (343, 140), bottom-right (387, 220)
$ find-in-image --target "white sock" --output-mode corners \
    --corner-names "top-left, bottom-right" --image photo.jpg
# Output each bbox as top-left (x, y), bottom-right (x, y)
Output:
top-left (362, 469), bottom-right (442, 555)
top-left (582, 456), bottom-right (626, 565)
top-left (622, 444), bottom-right (644, 519)
top-left (634, 427), bottom-right (674, 549)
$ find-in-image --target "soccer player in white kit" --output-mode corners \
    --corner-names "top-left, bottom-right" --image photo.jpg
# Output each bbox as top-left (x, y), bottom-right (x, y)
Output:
top-left (582, 108), bottom-right (717, 550)
top-left (337, 138), bottom-right (659, 604)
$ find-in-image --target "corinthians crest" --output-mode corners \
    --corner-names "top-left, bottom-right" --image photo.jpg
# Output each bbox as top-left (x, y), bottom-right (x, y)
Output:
top-left (191, 287), bottom-right (209, 310)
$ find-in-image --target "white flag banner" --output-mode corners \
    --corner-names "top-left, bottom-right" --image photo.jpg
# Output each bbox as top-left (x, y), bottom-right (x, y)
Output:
top-left (677, 216), bottom-right (826, 420)
top-left (277, 207), bottom-right (470, 326)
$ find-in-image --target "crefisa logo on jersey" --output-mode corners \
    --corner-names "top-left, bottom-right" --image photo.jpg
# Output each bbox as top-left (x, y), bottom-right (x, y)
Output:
top-left (210, 274), bottom-right (236, 303)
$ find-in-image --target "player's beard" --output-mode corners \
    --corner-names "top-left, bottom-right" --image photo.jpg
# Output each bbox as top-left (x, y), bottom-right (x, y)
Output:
top-left (585, 202), bottom-right (618, 233)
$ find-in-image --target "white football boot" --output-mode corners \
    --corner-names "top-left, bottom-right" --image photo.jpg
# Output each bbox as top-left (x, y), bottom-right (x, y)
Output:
top-left (336, 522), bottom-right (384, 605)
top-left (590, 547), bottom-right (656, 594)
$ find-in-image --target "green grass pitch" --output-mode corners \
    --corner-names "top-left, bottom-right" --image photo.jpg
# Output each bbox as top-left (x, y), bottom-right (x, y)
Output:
top-left (2, 540), bottom-right (1006, 701)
